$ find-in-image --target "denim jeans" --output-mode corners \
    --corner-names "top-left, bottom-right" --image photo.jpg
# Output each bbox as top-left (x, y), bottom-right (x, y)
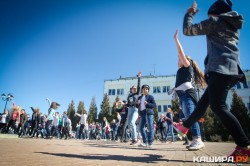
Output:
top-left (183, 72), bottom-right (250, 147)
top-left (165, 124), bottom-right (174, 142)
top-left (139, 111), bottom-right (154, 145)
top-left (127, 107), bottom-right (139, 140)
top-left (177, 90), bottom-right (201, 137)
top-left (78, 124), bottom-right (85, 139)
top-left (102, 129), bottom-right (106, 139)
top-left (46, 120), bottom-right (53, 137)
top-left (119, 118), bottom-right (128, 141)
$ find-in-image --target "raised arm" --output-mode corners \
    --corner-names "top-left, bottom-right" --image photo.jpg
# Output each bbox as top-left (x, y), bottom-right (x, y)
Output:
top-left (174, 29), bottom-right (190, 67)
top-left (75, 112), bottom-right (81, 117)
top-left (183, 1), bottom-right (209, 36)
top-left (136, 71), bottom-right (141, 95)
top-left (46, 98), bottom-right (51, 107)
top-left (30, 106), bottom-right (35, 113)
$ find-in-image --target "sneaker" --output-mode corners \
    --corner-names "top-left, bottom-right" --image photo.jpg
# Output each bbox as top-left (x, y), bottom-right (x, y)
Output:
top-left (130, 139), bottom-right (140, 145)
top-left (147, 144), bottom-right (153, 148)
top-left (173, 123), bottom-right (188, 137)
top-left (229, 146), bottom-right (250, 159)
top-left (188, 138), bottom-right (205, 151)
top-left (138, 143), bottom-right (147, 148)
top-left (183, 142), bottom-right (189, 145)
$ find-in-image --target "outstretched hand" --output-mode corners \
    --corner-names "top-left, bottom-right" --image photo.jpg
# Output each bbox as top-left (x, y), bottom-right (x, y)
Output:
top-left (138, 71), bottom-right (142, 78)
top-left (187, 0), bottom-right (199, 15)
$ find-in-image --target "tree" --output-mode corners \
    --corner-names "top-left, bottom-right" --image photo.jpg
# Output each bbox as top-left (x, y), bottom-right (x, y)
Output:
top-left (98, 93), bottom-right (111, 123)
top-left (171, 98), bottom-right (180, 114)
top-left (77, 101), bottom-right (87, 114)
top-left (230, 90), bottom-right (250, 139)
top-left (204, 106), bottom-right (229, 141)
top-left (153, 107), bottom-right (158, 123)
top-left (67, 100), bottom-right (77, 131)
top-left (88, 97), bottom-right (98, 123)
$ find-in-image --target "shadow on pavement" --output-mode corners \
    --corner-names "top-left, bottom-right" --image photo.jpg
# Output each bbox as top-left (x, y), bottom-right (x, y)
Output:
top-left (36, 152), bottom-right (172, 163)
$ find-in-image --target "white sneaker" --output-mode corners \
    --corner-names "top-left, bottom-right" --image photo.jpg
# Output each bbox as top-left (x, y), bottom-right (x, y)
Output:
top-left (188, 138), bottom-right (205, 151)
top-left (138, 143), bottom-right (147, 148)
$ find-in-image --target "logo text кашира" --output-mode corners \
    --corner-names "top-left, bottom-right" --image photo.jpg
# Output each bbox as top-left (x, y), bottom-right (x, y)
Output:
top-left (193, 156), bottom-right (249, 163)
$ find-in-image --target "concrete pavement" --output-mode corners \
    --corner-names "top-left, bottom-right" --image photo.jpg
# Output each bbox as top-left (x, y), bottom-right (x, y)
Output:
top-left (0, 134), bottom-right (244, 166)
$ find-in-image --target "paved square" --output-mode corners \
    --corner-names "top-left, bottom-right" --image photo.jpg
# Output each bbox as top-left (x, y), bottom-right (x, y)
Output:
top-left (0, 134), bottom-right (241, 166)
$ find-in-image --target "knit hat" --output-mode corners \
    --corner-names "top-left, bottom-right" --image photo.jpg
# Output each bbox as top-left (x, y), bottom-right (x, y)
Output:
top-left (141, 84), bottom-right (150, 91)
top-left (208, 0), bottom-right (232, 15)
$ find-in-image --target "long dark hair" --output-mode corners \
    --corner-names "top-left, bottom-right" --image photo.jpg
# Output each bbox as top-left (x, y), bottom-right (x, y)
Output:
top-left (186, 56), bottom-right (206, 89)
top-left (50, 102), bottom-right (60, 109)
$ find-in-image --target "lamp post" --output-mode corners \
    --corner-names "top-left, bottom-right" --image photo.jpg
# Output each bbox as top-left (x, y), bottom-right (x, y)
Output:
top-left (1, 93), bottom-right (14, 113)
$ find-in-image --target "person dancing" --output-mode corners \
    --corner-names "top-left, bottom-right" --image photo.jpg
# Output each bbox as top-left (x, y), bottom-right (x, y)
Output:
top-left (174, 0), bottom-right (250, 157)
top-left (173, 29), bottom-right (206, 150)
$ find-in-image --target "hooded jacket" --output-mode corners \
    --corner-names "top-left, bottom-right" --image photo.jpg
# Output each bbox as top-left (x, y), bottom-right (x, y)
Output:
top-left (183, 11), bottom-right (245, 81)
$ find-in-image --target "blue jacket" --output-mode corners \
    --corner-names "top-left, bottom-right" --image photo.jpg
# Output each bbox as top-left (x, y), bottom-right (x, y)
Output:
top-left (138, 94), bottom-right (156, 115)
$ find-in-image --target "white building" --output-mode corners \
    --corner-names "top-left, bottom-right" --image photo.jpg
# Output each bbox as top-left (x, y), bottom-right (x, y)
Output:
top-left (104, 70), bottom-right (250, 117)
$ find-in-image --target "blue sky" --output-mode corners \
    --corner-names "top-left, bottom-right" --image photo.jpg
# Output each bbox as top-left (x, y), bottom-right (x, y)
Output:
top-left (0, 0), bottom-right (250, 116)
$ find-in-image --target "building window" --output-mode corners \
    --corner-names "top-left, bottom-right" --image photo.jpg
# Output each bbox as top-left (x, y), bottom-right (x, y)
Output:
top-left (236, 82), bottom-right (241, 89)
top-left (243, 82), bottom-right (249, 89)
top-left (158, 105), bottom-right (162, 112)
top-left (108, 89), bottom-right (116, 95)
top-left (167, 86), bottom-right (170, 92)
top-left (163, 105), bottom-right (168, 112)
top-left (117, 89), bottom-right (124, 95)
top-left (153, 86), bottom-right (161, 93)
top-left (163, 86), bottom-right (167, 93)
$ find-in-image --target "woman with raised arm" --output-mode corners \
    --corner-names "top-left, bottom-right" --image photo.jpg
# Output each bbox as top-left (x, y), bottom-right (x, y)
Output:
top-left (173, 29), bottom-right (206, 151)
top-left (126, 71), bottom-right (141, 145)
top-left (46, 99), bottom-right (60, 139)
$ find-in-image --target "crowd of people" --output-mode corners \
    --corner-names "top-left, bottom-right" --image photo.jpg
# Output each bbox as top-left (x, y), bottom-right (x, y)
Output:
top-left (0, 101), bottom-right (180, 143)
top-left (0, 0), bottom-right (249, 158)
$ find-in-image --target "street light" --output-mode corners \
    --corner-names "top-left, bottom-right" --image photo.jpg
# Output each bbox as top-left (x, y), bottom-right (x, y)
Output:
top-left (1, 93), bottom-right (14, 113)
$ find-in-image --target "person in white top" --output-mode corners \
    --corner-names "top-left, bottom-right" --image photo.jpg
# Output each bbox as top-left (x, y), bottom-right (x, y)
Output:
top-left (75, 111), bottom-right (87, 139)
top-left (0, 110), bottom-right (9, 133)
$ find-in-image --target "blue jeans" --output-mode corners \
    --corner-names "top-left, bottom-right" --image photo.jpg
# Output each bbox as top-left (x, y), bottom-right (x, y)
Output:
top-left (127, 107), bottom-right (138, 140)
top-left (177, 90), bottom-right (201, 137)
top-left (139, 111), bottom-right (154, 145)
top-left (165, 123), bottom-right (174, 142)
top-left (45, 120), bottom-right (53, 137)
top-left (102, 129), bottom-right (106, 139)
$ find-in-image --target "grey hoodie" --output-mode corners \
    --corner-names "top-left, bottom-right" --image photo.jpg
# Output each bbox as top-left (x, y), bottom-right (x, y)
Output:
top-left (183, 11), bottom-right (244, 78)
